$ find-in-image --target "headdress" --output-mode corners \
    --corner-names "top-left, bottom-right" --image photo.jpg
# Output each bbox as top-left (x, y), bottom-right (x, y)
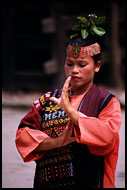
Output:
top-left (66, 14), bottom-right (106, 59)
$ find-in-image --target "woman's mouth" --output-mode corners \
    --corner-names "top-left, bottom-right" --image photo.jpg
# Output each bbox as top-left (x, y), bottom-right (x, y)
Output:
top-left (71, 76), bottom-right (80, 81)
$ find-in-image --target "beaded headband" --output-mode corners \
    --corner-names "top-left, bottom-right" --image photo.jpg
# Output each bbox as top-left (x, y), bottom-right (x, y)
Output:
top-left (66, 14), bottom-right (106, 59)
top-left (66, 42), bottom-right (101, 59)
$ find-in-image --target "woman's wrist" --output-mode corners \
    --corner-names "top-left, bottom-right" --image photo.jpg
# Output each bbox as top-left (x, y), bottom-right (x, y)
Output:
top-left (35, 137), bottom-right (58, 152)
top-left (66, 106), bottom-right (79, 126)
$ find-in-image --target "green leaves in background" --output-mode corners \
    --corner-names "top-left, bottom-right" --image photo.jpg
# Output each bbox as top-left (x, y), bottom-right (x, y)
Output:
top-left (70, 14), bottom-right (106, 39)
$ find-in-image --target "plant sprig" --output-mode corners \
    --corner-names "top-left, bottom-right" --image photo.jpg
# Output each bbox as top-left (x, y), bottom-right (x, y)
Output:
top-left (70, 14), bottom-right (106, 39)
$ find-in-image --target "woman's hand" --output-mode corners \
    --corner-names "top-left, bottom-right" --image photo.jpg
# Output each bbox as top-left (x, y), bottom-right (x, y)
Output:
top-left (34, 77), bottom-right (78, 153)
top-left (35, 122), bottom-right (76, 152)
top-left (50, 76), bottom-right (79, 126)
top-left (56, 121), bottom-right (76, 148)
top-left (50, 76), bottom-right (71, 113)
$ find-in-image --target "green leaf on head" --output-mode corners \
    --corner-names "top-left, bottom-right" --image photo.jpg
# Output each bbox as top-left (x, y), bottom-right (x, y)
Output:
top-left (70, 14), bottom-right (106, 39)
top-left (92, 25), bottom-right (106, 36)
top-left (93, 16), bottom-right (105, 25)
top-left (72, 24), bottom-right (81, 31)
top-left (70, 33), bottom-right (79, 39)
top-left (81, 29), bottom-right (89, 39)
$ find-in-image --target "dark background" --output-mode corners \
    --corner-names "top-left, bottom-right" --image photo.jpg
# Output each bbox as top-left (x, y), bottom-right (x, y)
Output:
top-left (2, 0), bottom-right (125, 93)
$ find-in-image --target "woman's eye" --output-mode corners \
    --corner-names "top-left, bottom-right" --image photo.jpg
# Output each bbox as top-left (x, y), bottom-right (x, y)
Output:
top-left (79, 64), bottom-right (86, 67)
top-left (66, 63), bottom-right (73, 66)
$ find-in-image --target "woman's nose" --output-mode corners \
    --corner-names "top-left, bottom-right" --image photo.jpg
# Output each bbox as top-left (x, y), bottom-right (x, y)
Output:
top-left (72, 65), bottom-right (79, 73)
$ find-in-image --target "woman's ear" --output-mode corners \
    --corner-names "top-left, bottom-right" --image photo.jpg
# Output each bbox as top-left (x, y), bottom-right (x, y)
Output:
top-left (95, 61), bottom-right (101, 72)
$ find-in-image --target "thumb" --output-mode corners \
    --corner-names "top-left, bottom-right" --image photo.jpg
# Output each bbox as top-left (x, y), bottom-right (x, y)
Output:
top-left (50, 97), bottom-right (60, 105)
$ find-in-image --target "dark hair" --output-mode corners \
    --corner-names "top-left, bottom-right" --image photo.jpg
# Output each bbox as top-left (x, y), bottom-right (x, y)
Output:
top-left (69, 36), bottom-right (102, 64)
top-left (92, 54), bottom-right (101, 65)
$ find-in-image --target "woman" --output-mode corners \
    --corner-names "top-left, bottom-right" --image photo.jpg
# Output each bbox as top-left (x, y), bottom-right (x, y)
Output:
top-left (15, 15), bottom-right (122, 188)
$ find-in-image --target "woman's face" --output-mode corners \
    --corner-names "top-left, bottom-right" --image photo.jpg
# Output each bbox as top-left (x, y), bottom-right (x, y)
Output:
top-left (65, 56), bottom-right (101, 94)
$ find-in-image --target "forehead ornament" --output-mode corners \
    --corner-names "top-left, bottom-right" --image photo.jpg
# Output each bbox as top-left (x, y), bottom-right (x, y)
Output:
top-left (66, 42), bottom-right (101, 59)
top-left (72, 42), bottom-right (81, 58)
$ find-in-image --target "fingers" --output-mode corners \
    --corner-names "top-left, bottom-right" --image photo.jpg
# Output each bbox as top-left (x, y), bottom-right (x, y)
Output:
top-left (50, 97), bottom-right (60, 105)
top-left (62, 124), bottom-right (73, 136)
top-left (62, 76), bottom-right (71, 94)
top-left (50, 76), bottom-right (71, 105)
top-left (70, 137), bottom-right (77, 143)
top-left (60, 126), bottom-right (77, 145)
top-left (63, 126), bottom-right (77, 143)
top-left (60, 126), bottom-right (69, 136)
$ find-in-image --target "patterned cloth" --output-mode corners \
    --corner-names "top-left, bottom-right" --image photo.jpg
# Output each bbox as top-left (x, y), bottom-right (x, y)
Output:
top-left (33, 89), bottom-right (76, 188)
